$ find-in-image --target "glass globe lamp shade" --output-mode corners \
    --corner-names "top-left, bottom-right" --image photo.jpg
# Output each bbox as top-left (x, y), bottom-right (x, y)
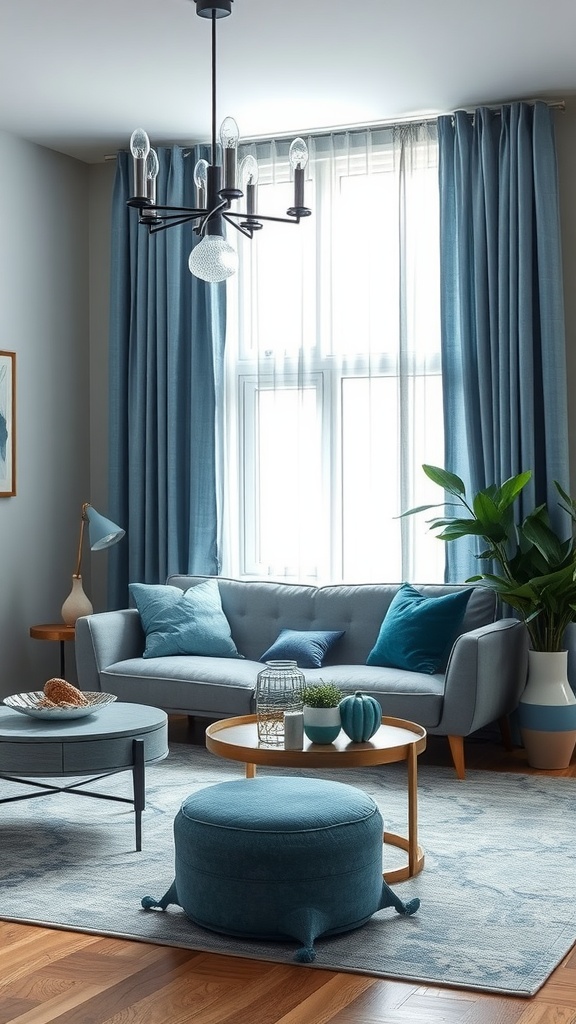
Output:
top-left (188, 235), bottom-right (238, 283)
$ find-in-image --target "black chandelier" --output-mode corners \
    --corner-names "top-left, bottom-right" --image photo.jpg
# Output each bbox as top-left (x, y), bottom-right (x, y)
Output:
top-left (127, 0), bottom-right (312, 283)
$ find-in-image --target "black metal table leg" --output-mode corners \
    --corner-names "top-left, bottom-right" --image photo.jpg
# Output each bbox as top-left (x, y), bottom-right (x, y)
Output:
top-left (59, 640), bottom-right (66, 678)
top-left (132, 737), bottom-right (145, 852)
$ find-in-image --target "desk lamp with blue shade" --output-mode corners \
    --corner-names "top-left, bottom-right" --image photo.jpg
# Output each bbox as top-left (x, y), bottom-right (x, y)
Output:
top-left (61, 503), bottom-right (125, 625)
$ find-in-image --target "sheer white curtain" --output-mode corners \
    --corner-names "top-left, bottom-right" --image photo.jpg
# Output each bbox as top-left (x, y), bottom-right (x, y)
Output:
top-left (221, 124), bottom-right (444, 585)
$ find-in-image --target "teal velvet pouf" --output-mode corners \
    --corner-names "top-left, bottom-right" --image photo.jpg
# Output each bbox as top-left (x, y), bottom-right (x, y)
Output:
top-left (142, 776), bottom-right (420, 962)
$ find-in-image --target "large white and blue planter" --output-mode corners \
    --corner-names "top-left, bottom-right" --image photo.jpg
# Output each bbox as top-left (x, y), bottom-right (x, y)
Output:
top-left (518, 650), bottom-right (576, 769)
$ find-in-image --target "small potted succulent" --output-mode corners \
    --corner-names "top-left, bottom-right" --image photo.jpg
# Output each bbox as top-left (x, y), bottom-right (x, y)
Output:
top-left (302, 682), bottom-right (343, 744)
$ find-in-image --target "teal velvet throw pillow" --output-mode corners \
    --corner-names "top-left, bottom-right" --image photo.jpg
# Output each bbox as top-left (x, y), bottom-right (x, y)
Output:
top-left (129, 579), bottom-right (240, 659)
top-left (366, 583), bottom-right (473, 674)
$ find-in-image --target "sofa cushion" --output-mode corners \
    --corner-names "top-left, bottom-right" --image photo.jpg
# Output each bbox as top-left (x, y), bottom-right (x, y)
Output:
top-left (366, 583), bottom-right (473, 674)
top-left (101, 655), bottom-right (259, 717)
top-left (259, 629), bottom-right (345, 668)
top-left (129, 579), bottom-right (240, 660)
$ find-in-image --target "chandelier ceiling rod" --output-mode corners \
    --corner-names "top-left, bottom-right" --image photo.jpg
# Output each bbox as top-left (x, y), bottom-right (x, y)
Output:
top-left (126, 0), bottom-right (312, 284)
top-left (210, 9), bottom-right (217, 165)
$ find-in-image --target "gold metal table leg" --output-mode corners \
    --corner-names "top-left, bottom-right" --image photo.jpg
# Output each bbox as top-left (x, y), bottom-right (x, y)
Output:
top-left (383, 745), bottom-right (425, 883)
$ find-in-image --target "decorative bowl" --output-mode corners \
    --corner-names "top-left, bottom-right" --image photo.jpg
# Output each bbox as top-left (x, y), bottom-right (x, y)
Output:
top-left (3, 691), bottom-right (117, 720)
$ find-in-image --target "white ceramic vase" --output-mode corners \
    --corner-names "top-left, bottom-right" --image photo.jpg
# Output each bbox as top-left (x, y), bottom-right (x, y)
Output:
top-left (61, 575), bottom-right (93, 626)
top-left (518, 650), bottom-right (576, 769)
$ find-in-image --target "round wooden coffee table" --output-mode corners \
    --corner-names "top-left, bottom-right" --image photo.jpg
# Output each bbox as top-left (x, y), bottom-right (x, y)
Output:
top-left (205, 714), bottom-right (426, 884)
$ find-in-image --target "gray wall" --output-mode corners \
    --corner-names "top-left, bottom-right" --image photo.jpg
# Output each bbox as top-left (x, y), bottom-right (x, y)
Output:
top-left (87, 160), bottom-right (116, 614)
top-left (0, 129), bottom-right (90, 694)
top-left (1, 99), bottom-right (576, 698)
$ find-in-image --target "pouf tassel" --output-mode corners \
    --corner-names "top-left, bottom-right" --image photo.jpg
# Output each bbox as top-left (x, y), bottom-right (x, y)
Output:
top-left (294, 945), bottom-right (316, 963)
top-left (378, 879), bottom-right (420, 917)
top-left (141, 880), bottom-right (180, 911)
top-left (281, 905), bottom-right (329, 963)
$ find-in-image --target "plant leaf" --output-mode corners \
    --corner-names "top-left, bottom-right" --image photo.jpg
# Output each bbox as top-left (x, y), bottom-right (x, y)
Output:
top-left (396, 502), bottom-right (442, 519)
top-left (422, 465), bottom-right (466, 498)
top-left (473, 491), bottom-right (502, 526)
top-left (436, 520), bottom-right (494, 540)
top-left (496, 471), bottom-right (532, 510)
top-left (521, 515), bottom-right (566, 566)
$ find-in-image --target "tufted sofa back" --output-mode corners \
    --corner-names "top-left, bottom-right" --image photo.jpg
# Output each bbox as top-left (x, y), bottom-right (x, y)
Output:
top-left (166, 575), bottom-right (498, 665)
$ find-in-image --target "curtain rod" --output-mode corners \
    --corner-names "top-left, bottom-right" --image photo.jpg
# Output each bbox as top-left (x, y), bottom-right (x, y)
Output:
top-left (239, 98), bottom-right (566, 145)
top-left (104, 98), bottom-right (565, 160)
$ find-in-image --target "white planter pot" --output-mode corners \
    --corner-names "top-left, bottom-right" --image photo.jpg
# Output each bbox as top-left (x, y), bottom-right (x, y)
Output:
top-left (303, 705), bottom-right (341, 744)
top-left (518, 650), bottom-right (576, 769)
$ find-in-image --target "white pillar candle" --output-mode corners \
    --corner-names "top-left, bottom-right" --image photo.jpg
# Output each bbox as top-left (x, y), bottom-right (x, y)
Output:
top-left (284, 710), bottom-right (304, 750)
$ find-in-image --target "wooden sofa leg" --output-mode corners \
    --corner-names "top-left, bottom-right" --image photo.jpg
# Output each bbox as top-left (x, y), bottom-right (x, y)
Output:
top-left (447, 735), bottom-right (465, 780)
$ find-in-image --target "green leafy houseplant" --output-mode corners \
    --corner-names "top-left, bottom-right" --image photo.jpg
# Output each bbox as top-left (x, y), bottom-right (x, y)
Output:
top-left (302, 682), bottom-right (343, 708)
top-left (403, 465), bottom-right (576, 653)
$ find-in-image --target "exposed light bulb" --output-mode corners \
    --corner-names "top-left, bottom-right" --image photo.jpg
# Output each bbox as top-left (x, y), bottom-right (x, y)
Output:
top-left (219, 116), bottom-right (239, 148)
top-left (239, 155), bottom-right (259, 219)
top-left (289, 137), bottom-right (309, 170)
top-left (188, 235), bottom-right (238, 283)
top-left (130, 129), bottom-right (151, 161)
top-left (146, 148), bottom-right (159, 181)
top-left (239, 155), bottom-right (259, 187)
top-left (194, 159), bottom-right (209, 189)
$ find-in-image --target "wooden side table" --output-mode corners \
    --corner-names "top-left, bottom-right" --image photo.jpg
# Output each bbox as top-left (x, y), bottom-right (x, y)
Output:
top-left (29, 623), bottom-right (76, 678)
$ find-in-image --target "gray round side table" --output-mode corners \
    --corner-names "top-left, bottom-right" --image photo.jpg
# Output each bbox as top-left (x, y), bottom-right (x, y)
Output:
top-left (0, 702), bottom-right (168, 850)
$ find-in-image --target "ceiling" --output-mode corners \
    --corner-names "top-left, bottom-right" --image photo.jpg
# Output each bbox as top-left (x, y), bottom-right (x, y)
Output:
top-left (0, 0), bottom-right (575, 165)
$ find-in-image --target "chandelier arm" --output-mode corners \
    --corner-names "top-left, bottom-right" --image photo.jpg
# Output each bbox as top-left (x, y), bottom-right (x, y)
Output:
top-left (145, 216), bottom-right (203, 233)
top-left (145, 204), bottom-right (205, 216)
top-left (222, 213), bottom-right (253, 238)
top-left (223, 210), bottom-right (309, 225)
top-left (198, 197), bottom-right (229, 234)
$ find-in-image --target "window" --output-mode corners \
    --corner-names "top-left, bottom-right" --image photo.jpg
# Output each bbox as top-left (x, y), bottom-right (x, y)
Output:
top-left (222, 126), bottom-right (444, 585)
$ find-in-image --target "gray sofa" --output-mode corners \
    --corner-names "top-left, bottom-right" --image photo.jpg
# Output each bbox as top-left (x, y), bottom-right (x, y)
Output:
top-left (75, 574), bottom-right (529, 778)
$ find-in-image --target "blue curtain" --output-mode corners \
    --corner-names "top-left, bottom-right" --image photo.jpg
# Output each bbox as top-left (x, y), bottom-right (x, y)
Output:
top-left (107, 146), bottom-right (226, 608)
top-left (438, 102), bottom-right (570, 580)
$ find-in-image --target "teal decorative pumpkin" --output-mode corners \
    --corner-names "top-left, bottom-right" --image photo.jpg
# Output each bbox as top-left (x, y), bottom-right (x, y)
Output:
top-left (339, 691), bottom-right (381, 742)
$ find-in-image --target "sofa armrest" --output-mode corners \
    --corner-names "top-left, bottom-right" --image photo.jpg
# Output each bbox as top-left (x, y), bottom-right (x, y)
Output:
top-left (433, 618), bottom-right (529, 737)
top-left (75, 609), bottom-right (145, 692)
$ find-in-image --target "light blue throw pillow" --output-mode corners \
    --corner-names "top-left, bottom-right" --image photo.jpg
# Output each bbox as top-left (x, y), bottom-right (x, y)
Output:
top-left (129, 579), bottom-right (240, 659)
top-left (366, 583), bottom-right (473, 674)
top-left (259, 629), bottom-right (345, 669)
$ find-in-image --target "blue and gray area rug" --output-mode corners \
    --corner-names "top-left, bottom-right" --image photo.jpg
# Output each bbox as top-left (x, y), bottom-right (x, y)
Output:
top-left (0, 742), bottom-right (574, 996)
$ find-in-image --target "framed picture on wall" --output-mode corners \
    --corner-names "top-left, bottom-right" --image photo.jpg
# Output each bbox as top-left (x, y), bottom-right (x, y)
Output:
top-left (0, 351), bottom-right (16, 497)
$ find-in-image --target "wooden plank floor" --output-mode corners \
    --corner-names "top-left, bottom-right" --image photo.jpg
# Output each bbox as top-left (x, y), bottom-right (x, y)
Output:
top-left (0, 719), bottom-right (574, 1024)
